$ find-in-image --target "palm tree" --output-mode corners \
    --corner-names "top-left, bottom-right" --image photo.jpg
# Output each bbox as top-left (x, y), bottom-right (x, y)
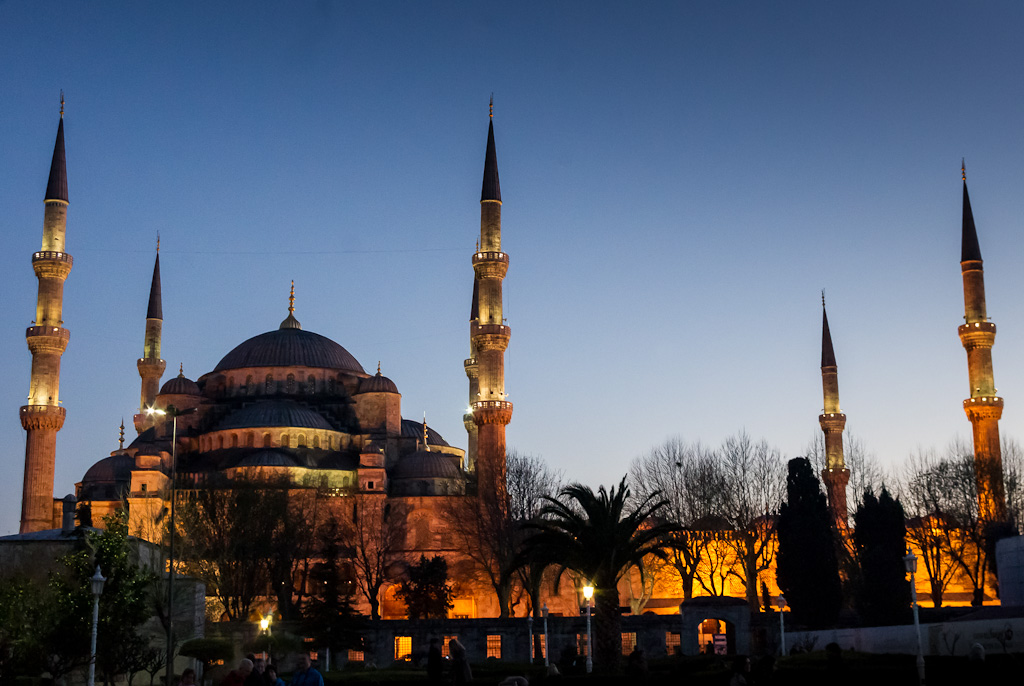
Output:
top-left (522, 475), bottom-right (679, 671)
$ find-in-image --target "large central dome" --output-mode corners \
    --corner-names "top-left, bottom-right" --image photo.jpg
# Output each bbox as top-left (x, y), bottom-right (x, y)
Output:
top-left (213, 327), bottom-right (365, 374)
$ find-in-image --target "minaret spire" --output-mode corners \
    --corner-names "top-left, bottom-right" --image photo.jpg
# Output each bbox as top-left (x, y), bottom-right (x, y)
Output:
top-left (957, 165), bottom-right (1007, 524)
top-left (818, 295), bottom-right (849, 527)
top-left (135, 238), bottom-right (166, 433)
top-left (470, 101), bottom-right (512, 503)
top-left (20, 100), bottom-right (73, 533)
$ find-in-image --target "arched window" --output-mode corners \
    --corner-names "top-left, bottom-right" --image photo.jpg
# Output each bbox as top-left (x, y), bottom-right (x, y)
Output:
top-left (231, 434), bottom-right (239, 448)
top-left (265, 374), bottom-right (274, 394)
top-left (286, 374), bottom-right (296, 394)
top-left (218, 436), bottom-right (225, 450)
top-left (281, 433), bottom-right (290, 448)
top-left (308, 375), bottom-right (316, 393)
top-left (246, 432), bottom-right (254, 447)
top-left (263, 433), bottom-right (271, 448)
top-left (226, 376), bottom-right (234, 395)
top-left (245, 374), bottom-right (254, 394)
top-left (313, 435), bottom-right (321, 449)
top-left (297, 433), bottom-right (306, 448)
top-left (327, 377), bottom-right (335, 393)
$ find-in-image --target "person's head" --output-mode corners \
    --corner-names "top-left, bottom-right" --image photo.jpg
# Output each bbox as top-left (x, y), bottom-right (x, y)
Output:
top-left (180, 668), bottom-right (196, 684)
top-left (238, 658), bottom-right (254, 676)
top-left (253, 658), bottom-right (265, 673)
top-left (266, 665), bottom-right (278, 680)
top-left (296, 654), bottom-right (311, 671)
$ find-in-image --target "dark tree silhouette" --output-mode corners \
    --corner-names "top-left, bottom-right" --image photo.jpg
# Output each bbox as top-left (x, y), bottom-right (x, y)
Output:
top-left (776, 457), bottom-right (842, 628)
top-left (395, 555), bottom-right (454, 619)
top-left (853, 488), bottom-right (911, 625)
top-left (522, 476), bottom-right (679, 672)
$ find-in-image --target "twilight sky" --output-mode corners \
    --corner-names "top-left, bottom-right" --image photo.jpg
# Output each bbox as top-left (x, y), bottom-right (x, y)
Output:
top-left (2, 2), bottom-right (1024, 534)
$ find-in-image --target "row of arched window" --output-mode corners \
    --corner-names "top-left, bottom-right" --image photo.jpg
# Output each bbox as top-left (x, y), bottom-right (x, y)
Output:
top-left (209, 371), bottom-right (352, 398)
top-left (199, 429), bottom-right (341, 452)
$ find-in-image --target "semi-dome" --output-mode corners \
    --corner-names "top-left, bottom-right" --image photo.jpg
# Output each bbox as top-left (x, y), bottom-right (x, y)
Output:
top-left (391, 451), bottom-right (463, 480)
top-left (215, 400), bottom-right (335, 431)
top-left (82, 454), bottom-right (134, 484)
top-left (400, 420), bottom-right (450, 447)
top-left (233, 450), bottom-right (299, 468)
top-left (357, 368), bottom-right (399, 395)
top-left (160, 367), bottom-right (200, 396)
top-left (213, 327), bottom-right (365, 374)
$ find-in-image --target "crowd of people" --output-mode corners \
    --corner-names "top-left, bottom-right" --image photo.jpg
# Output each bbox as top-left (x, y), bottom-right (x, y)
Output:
top-left (217, 654), bottom-right (323, 686)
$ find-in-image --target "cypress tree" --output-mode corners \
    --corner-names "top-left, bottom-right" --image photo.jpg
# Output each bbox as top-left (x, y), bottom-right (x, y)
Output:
top-left (776, 457), bottom-right (842, 628)
top-left (853, 488), bottom-right (911, 625)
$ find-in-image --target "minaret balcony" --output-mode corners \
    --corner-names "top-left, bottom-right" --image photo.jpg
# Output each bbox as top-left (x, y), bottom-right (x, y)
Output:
top-left (958, 321), bottom-right (996, 348)
top-left (20, 404), bottom-right (66, 431)
top-left (471, 400), bottom-right (513, 425)
top-left (818, 412), bottom-right (846, 432)
top-left (26, 326), bottom-right (70, 354)
top-left (473, 252), bottom-right (509, 279)
top-left (32, 251), bottom-right (73, 279)
top-left (964, 396), bottom-right (1004, 422)
top-left (472, 323), bottom-right (511, 337)
top-left (33, 251), bottom-right (73, 267)
top-left (472, 251), bottom-right (509, 266)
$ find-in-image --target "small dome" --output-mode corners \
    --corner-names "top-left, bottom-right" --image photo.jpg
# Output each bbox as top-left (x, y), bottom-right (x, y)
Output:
top-left (215, 400), bottom-right (334, 431)
top-left (357, 370), bottom-right (399, 395)
top-left (160, 367), bottom-right (200, 396)
top-left (233, 450), bottom-right (298, 468)
top-left (391, 451), bottom-right (463, 480)
top-left (82, 454), bottom-right (134, 484)
top-left (213, 328), bottom-right (365, 374)
top-left (400, 420), bottom-right (450, 447)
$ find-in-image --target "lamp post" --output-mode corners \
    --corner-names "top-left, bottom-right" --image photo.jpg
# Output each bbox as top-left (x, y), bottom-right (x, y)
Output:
top-left (904, 551), bottom-right (925, 686)
top-left (776, 595), bottom-right (787, 657)
top-left (146, 405), bottom-right (194, 685)
top-left (542, 603), bottom-right (550, 668)
top-left (88, 565), bottom-right (106, 686)
top-left (527, 613), bottom-right (534, 664)
top-left (260, 614), bottom-right (273, 664)
top-left (582, 586), bottom-right (594, 674)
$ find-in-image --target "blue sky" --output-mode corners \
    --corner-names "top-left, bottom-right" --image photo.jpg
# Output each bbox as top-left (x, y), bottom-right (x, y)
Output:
top-left (2, 2), bottom-right (1024, 533)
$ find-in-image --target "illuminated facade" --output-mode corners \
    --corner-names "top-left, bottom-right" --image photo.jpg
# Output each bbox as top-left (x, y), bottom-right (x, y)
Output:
top-left (17, 102), bottom-right (1004, 618)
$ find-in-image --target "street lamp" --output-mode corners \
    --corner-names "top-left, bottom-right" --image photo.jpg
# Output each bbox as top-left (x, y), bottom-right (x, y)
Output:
top-left (582, 586), bottom-right (594, 673)
top-left (260, 614), bottom-right (273, 664)
top-left (146, 405), bottom-right (195, 685)
top-left (542, 603), bottom-right (550, 668)
top-left (903, 551), bottom-right (925, 686)
top-left (88, 565), bottom-right (106, 686)
top-left (527, 612), bottom-right (534, 664)
top-left (775, 595), bottom-right (787, 657)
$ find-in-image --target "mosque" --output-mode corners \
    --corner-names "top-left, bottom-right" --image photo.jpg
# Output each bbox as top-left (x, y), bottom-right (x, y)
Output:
top-left (15, 97), bottom-right (1010, 621)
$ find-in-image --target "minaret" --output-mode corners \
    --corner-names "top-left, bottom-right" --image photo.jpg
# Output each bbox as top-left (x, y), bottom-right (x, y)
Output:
top-left (134, 239), bottom-right (166, 433)
top-left (464, 276), bottom-right (480, 472)
top-left (818, 295), bottom-right (849, 527)
top-left (958, 163), bottom-right (1008, 524)
top-left (471, 99), bottom-right (512, 501)
top-left (20, 96), bottom-right (72, 534)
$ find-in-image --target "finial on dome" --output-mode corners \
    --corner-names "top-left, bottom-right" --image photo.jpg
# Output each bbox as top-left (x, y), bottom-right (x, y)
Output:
top-left (962, 158), bottom-right (966, 182)
top-left (377, 361), bottom-right (382, 375)
top-left (489, 94), bottom-right (493, 119)
top-left (821, 289), bottom-right (826, 308)
top-left (423, 413), bottom-right (429, 450)
top-left (279, 281), bottom-right (302, 329)
top-left (156, 232), bottom-right (160, 254)
top-left (119, 419), bottom-right (125, 450)
top-left (178, 363), bottom-right (184, 377)
top-left (60, 90), bottom-right (64, 119)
